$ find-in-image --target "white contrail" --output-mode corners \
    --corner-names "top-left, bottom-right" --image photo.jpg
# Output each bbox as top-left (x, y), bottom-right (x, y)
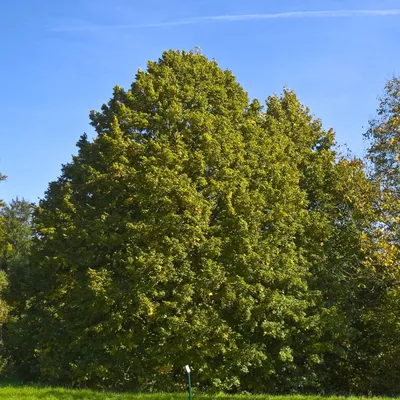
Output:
top-left (51, 9), bottom-right (400, 32)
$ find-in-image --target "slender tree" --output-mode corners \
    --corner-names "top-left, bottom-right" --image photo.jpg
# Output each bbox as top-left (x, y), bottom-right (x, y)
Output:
top-left (357, 77), bottom-right (400, 393)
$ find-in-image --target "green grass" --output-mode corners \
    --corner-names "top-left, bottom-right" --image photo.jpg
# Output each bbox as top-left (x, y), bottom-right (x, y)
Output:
top-left (0, 387), bottom-right (398, 400)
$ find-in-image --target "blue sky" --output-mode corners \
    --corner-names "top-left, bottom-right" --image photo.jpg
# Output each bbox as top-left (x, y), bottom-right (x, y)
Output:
top-left (1, 0), bottom-right (400, 203)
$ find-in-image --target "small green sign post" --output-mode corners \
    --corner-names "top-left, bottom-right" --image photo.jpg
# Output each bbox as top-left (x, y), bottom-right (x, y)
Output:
top-left (185, 365), bottom-right (192, 400)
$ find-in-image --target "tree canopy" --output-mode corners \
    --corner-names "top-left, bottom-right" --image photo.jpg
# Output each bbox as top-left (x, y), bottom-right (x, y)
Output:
top-left (4, 50), bottom-right (382, 394)
top-left (1, 50), bottom-right (400, 396)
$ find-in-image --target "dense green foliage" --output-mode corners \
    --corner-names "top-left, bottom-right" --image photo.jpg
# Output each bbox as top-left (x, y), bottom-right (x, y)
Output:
top-left (0, 198), bottom-right (33, 269)
top-left (357, 77), bottom-right (400, 394)
top-left (365, 77), bottom-right (400, 190)
top-left (0, 197), bottom-right (34, 371)
top-left (1, 51), bottom-right (400, 395)
top-left (0, 198), bottom-right (35, 308)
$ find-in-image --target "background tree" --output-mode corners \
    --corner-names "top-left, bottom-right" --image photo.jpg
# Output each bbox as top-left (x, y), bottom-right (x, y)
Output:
top-left (365, 77), bottom-right (400, 192)
top-left (0, 172), bottom-right (6, 247)
top-left (356, 77), bottom-right (400, 393)
top-left (1, 198), bottom-right (35, 315)
top-left (1, 198), bottom-right (34, 269)
top-left (0, 197), bottom-right (35, 374)
top-left (0, 173), bottom-right (8, 371)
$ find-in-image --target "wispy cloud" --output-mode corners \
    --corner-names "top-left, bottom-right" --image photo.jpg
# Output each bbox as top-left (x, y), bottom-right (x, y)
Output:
top-left (51, 9), bottom-right (400, 32)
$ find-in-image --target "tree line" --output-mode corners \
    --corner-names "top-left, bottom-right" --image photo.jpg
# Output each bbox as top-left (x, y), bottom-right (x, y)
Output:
top-left (0, 50), bottom-right (399, 394)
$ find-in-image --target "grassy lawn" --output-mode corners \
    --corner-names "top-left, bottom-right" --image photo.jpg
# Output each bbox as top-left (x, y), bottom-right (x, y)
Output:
top-left (0, 387), bottom-right (397, 400)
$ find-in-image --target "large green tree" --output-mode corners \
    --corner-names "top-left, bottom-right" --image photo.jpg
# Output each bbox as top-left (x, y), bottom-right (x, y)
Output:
top-left (11, 50), bottom-right (375, 393)
top-left (357, 77), bottom-right (400, 393)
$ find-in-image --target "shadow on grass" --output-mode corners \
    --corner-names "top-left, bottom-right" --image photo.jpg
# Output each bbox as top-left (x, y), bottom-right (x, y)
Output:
top-left (0, 386), bottom-right (381, 400)
top-left (35, 390), bottom-right (186, 400)
top-left (0, 387), bottom-right (190, 400)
